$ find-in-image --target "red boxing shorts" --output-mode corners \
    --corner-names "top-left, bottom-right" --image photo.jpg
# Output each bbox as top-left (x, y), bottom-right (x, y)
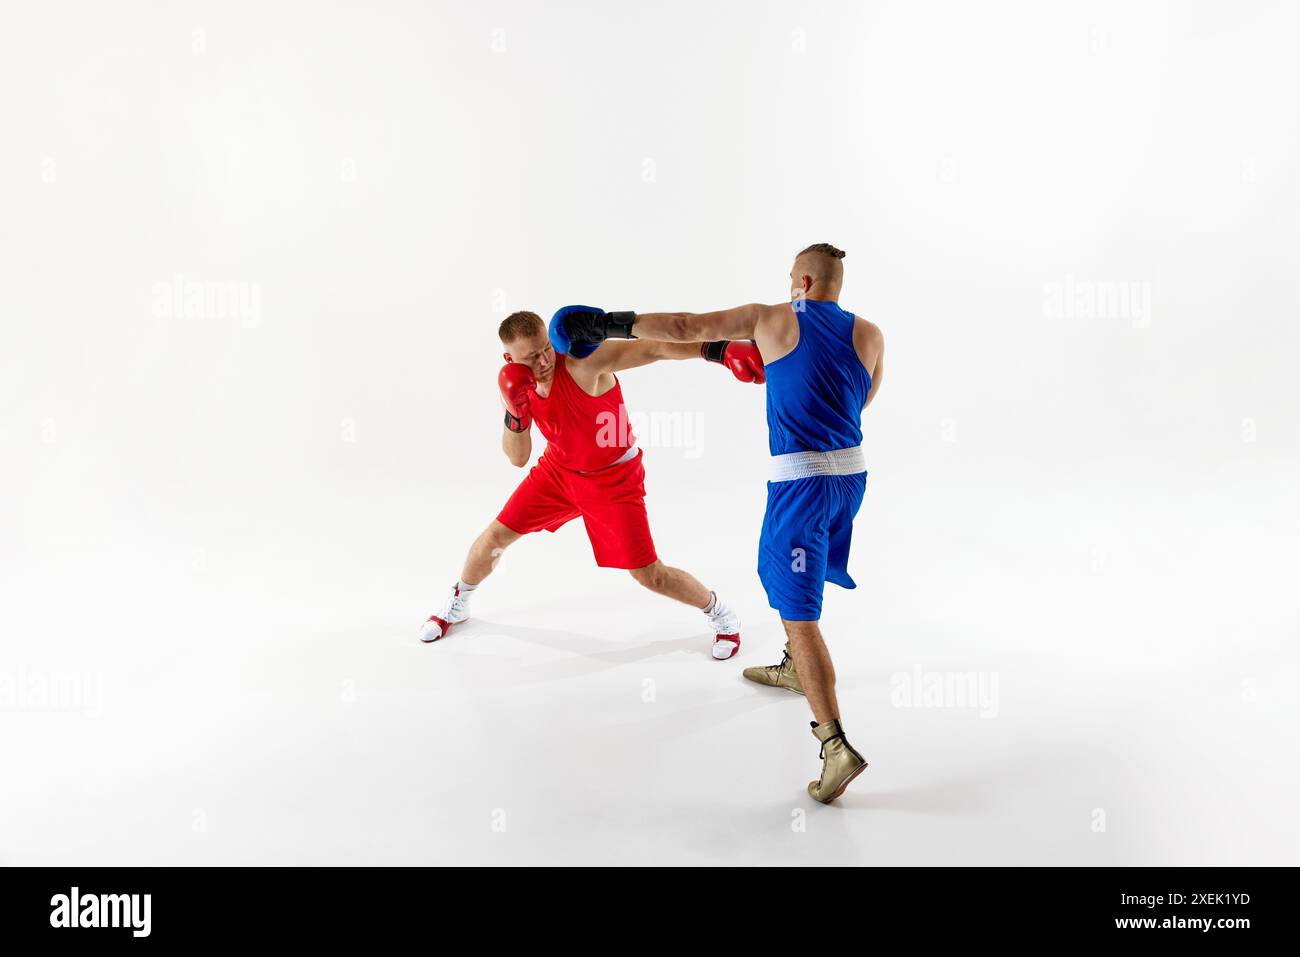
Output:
top-left (497, 450), bottom-right (658, 569)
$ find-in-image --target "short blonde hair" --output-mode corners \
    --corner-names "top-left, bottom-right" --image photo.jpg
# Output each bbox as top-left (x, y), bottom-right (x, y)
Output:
top-left (498, 310), bottom-right (544, 343)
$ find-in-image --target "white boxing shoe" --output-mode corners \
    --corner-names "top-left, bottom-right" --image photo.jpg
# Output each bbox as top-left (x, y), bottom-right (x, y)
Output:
top-left (706, 592), bottom-right (741, 660)
top-left (420, 583), bottom-right (472, 643)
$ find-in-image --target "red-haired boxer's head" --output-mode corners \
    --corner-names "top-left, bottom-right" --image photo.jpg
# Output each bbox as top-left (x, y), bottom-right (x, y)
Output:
top-left (498, 311), bottom-right (555, 384)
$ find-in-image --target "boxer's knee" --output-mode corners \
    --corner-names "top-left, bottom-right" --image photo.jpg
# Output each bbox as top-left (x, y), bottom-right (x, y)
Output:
top-left (629, 560), bottom-right (669, 592)
top-left (783, 619), bottom-right (834, 676)
top-left (479, 520), bottom-right (521, 554)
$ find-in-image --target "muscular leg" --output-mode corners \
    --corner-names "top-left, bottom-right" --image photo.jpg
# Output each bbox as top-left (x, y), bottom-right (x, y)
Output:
top-left (783, 618), bottom-right (839, 724)
top-left (628, 560), bottom-right (712, 609)
top-left (460, 520), bottom-right (522, 585)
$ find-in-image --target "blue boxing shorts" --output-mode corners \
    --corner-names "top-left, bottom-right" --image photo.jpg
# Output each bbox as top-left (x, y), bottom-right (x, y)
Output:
top-left (758, 471), bottom-right (867, 621)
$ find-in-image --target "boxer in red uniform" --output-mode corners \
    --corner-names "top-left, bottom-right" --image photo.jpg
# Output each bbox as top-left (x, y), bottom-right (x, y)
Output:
top-left (420, 310), bottom-right (764, 659)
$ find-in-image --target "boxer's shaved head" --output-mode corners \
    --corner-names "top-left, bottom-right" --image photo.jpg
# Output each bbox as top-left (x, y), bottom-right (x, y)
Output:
top-left (791, 243), bottom-right (846, 301)
top-left (499, 310), bottom-right (555, 382)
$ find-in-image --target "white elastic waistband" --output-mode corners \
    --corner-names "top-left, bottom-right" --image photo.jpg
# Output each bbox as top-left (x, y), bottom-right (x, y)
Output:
top-left (770, 446), bottom-right (866, 481)
top-left (611, 445), bottom-right (641, 467)
top-left (578, 445), bottom-right (640, 474)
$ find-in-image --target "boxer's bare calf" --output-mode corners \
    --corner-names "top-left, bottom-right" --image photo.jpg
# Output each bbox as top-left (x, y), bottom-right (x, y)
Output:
top-left (630, 560), bottom-right (741, 659)
top-left (628, 560), bottom-right (711, 609)
top-left (782, 619), bottom-right (839, 723)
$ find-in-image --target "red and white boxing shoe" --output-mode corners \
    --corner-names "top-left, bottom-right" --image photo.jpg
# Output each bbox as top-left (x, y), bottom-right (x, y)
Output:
top-left (420, 583), bottom-right (472, 643)
top-left (705, 592), bottom-right (741, 660)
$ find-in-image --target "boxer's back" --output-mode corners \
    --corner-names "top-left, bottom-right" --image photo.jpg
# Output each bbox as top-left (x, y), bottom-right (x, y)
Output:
top-left (765, 300), bottom-right (872, 456)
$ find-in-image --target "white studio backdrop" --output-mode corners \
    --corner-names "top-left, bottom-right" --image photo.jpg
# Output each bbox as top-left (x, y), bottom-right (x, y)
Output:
top-left (2, 1), bottom-right (1298, 864)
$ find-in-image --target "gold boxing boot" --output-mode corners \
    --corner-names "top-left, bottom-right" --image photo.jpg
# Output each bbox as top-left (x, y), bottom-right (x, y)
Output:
top-left (742, 642), bottom-right (804, 695)
top-left (807, 719), bottom-right (868, 803)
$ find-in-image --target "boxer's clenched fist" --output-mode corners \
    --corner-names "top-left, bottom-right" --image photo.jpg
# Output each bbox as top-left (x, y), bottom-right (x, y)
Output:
top-left (702, 340), bottom-right (765, 384)
top-left (498, 362), bottom-right (536, 432)
top-left (549, 305), bottom-right (637, 358)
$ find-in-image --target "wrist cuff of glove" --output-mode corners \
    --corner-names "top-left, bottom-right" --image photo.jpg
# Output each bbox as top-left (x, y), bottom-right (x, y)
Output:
top-left (701, 340), bottom-right (729, 363)
top-left (504, 410), bottom-right (527, 433)
top-left (604, 311), bottom-right (637, 340)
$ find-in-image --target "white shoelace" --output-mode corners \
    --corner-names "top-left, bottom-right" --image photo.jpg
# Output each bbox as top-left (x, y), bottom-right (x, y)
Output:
top-left (439, 590), bottom-right (470, 623)
top-left (707, 601), bottom-right (739, 635)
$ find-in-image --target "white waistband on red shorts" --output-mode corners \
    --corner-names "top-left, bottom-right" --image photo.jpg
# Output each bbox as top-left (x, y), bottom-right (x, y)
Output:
top-left (577, 445), bottom-right (640, 474)
top-left (770, 446), bottom-right (865, 482)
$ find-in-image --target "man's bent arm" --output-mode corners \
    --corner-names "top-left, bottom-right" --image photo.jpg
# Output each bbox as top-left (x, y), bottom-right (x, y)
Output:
top-left (864, 348), bottom-right (883, 408)
top-left (860, 322), bottom-right (885, 409)
top-left (582, 339), bottom-right (705, 374)
top-left (502, 425), bottom-right (531, 467)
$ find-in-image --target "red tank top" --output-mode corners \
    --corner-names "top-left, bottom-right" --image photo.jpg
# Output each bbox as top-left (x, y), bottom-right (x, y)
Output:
top-left (529, 355), bottom-right (636, 471)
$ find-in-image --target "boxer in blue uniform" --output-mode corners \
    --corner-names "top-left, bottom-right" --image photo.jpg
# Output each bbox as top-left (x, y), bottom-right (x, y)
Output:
top-left (549, 243), bottom-right (885, 802)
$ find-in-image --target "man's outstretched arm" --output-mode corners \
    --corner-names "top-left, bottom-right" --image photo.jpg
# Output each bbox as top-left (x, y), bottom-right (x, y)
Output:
top-left (548, 304), bottom-right (772, 384)
top-left (631, 304), bottom-right (766, 343)
top-left (548, 303), bottom-right (767, 352)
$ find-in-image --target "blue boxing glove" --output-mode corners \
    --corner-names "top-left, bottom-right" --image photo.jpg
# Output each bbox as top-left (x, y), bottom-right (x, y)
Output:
top-left (548, 306), bottom-right (600, 359)
top-left (549, 305), bottom-right (637, 358)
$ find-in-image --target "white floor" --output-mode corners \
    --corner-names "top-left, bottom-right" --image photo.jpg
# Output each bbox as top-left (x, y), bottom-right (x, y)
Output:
top-left (4, 456), bottom-right (1296, 866)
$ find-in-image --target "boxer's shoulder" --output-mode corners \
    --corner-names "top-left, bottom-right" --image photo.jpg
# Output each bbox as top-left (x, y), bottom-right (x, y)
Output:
top-left (852, 316), bottom-right (883, 369)
top-left (556, 351), bottom-right (617, 399)
top-left (755, 302), bottom-right (801, 364)
top-left (852, 315), bottom-right (882, 347)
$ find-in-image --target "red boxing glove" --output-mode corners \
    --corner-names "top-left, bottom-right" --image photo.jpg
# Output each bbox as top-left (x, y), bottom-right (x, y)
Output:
top-left (498, 362), bottom-right (536, 432)
top-left (701, 340), bottom-right (765, 384)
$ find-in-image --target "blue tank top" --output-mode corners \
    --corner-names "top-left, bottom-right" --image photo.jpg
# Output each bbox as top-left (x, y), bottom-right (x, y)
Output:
top-left (765, 300), bottom-right (872, 455)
